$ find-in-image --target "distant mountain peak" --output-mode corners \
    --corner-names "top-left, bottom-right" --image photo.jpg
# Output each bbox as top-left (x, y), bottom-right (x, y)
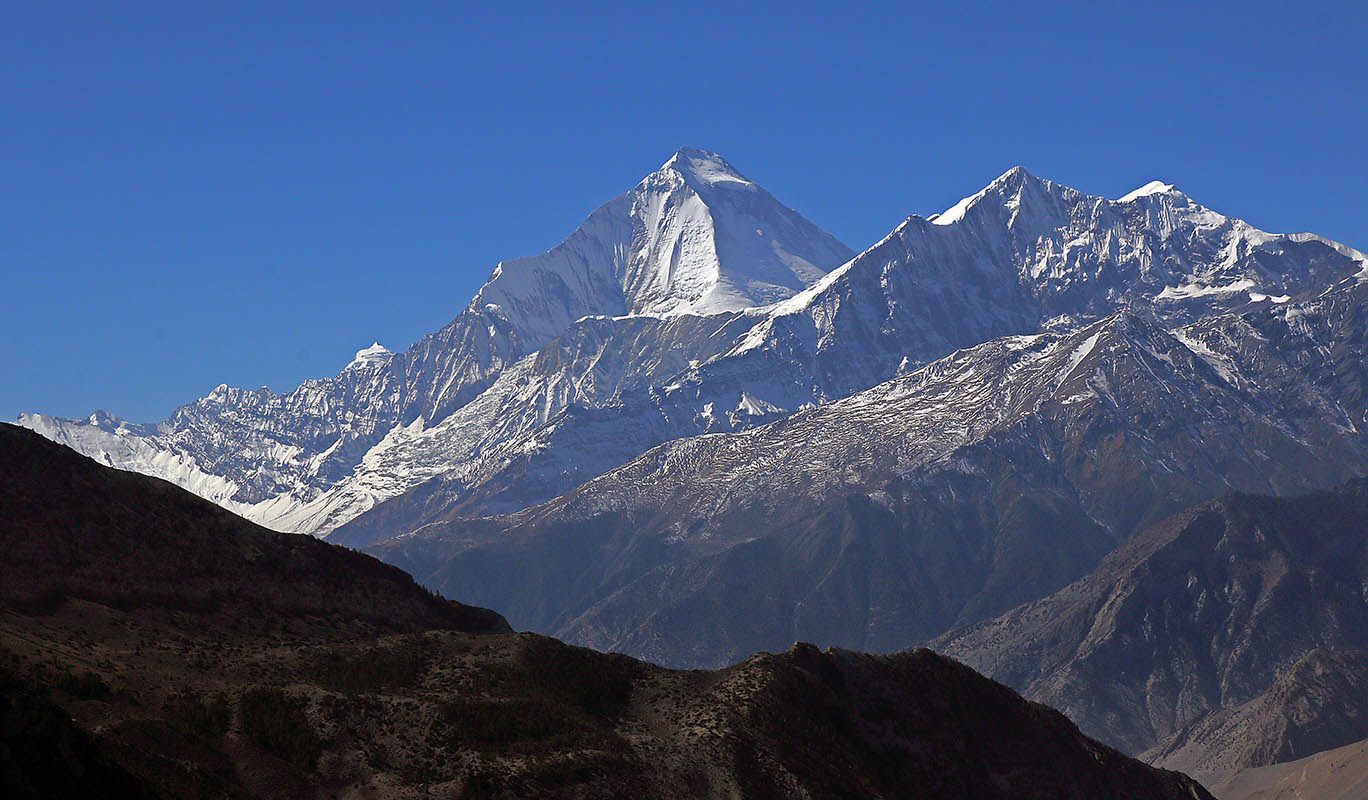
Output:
top-left (930, 165), bottom-right (1054, 225)
top-left (659, 147), bottom-right (755, 190)
top-left (1117, 179), bottom-right (1178, 202)
top-left (347, 342), bottom-right (393, 370)
top-left (970, 163), bottom-right (1044, 190)
top-left (995, 164), bottom-right (1035, 184)
top-left (469, 147), bottom-right (851, 337)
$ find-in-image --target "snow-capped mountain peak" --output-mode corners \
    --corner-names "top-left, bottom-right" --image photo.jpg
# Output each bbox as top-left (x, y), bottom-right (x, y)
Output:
top-left (709, 164), bottom-right (1368, 428)
top-left (466, 148), bottom-right (854, 342)
top-left (659, 147), bottom-right (758, 192)
top-left (1117, 179), bottom-right (1177, 202)
top-left (929, 165), bottom-right (1062, 226)
top-left (347, 342), bottom-right (393, 370)
top-left (930, 168), bottom-right (1024, 225)
top-left (17, 150), bottom-right (855, 534)
top-left (83, 409), bottom-right (139, 434)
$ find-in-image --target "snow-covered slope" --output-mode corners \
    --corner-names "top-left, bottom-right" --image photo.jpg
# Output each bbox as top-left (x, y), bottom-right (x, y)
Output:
top-left (674, 166), bottom-right (1366, 409)
top-left (325, 167), bottom-right (1368, 544)
top-left (17, 148), bottom-right (852, 532)
top-left (473, 147), bottom-right (848, 338)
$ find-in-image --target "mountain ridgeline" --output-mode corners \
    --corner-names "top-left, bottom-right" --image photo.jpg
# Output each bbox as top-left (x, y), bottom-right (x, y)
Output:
top-left (21, 154), bottom-right (1365, 540)
top-left (18, 148), bottom-right (853, 535)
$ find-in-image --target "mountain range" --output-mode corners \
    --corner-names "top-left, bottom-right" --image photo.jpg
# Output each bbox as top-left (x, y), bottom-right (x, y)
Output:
top-left (21, 148), bottom-right (1368, 662)
top-left (21, 150), bottom-right (1365, 549)
top-left (19, 148), bottom-right (853, 534)
top-left (15, 148), bottom-right (1368, 793)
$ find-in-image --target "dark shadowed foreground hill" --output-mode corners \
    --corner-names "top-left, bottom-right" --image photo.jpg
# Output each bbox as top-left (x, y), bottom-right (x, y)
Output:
top-left (0, 423), bottom-right (511, 638)
top-left (0, 424), bottom-right (1211, 798)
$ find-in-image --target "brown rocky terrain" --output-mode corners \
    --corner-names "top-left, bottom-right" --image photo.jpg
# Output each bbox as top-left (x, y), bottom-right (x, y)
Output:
top-left (1213, 736), bottom-right (1368, 800)
top-left (1, 423), bottom-right (1214, 798)
top-left (1148, 649), bottom-right (1368, 786)
top-left (937, 482), bottom-right (1368, 788)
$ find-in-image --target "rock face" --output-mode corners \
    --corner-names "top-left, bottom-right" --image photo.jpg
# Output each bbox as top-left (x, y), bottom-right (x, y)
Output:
top-left (936, 481), bottom-right (1368, 785)
top-left (1151, 649), bottom-right (1368, 785)
top-left (0, 421), bottom-right (1213, 800)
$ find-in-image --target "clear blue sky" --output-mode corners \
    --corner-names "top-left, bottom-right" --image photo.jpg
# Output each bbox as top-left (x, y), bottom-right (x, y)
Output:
top-left (4, 0), bottom-right (1366, 422)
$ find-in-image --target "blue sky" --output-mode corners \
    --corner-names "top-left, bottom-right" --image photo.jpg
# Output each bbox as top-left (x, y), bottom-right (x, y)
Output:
top-left (4, 0), bottom-right (1366, 422)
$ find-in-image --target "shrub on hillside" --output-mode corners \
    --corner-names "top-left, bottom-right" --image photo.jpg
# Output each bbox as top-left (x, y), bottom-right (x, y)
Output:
top-left (238, 688), bottom-right (321, 771)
